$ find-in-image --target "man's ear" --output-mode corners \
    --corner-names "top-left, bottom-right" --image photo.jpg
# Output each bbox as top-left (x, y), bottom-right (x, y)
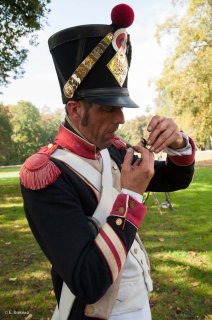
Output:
top-left (66, 100), bottom-right (82, 121)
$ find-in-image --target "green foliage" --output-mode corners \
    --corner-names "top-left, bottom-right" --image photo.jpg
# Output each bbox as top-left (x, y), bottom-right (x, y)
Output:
top-left (155, 0), bottom-right (212, 149)
top-left (0, 101), bottom-right (63, 165)
top-left (39, 107), bottom-right (64, 144)
top-left (117, 115), bottom-right (152, 145)
top-left (0, 104), bottom-right (13, 164)
top-left (9, 101), bottom-right (42, 161)
top-left (0, 0), bottom-right (51, 90)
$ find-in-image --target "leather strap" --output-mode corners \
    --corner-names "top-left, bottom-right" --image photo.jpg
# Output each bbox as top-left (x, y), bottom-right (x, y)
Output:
top-left (51, 283), bottom-right (75, 320)
top-left (92, 149), bottom-right (118, 224)
top-left (51, 148), bottom-right (102, 192)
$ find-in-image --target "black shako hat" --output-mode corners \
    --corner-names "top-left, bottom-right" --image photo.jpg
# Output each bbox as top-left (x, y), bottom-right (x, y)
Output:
top-left (48, 4), bottom-right (138, 108)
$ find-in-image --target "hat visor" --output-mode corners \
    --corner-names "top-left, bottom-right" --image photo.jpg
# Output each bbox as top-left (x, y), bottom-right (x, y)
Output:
top-left (85, 95), bottom-right (139, 108)
top-left (74, 88), bottom-right (139, 108)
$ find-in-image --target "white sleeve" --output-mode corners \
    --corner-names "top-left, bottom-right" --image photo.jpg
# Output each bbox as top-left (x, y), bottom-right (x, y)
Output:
top-left (164, 132), bottom-right (192, 156)
top-left (121, 188), bottom-right (143, 203)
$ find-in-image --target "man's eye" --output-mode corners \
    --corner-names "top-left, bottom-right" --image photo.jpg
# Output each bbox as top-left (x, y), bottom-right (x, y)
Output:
top-left (102, 106), bottom-right (114, 112)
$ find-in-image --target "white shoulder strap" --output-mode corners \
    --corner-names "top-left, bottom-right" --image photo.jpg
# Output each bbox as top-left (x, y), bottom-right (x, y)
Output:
top-left (51, 283), bottom-right (75, 320)
top-left (51, 148), bottom-right (118, 320)
top-left (93, 149), bottom-right (118, 224)
top-left (51, 148), bottom-right (118, 224)
top-left (51, 148), bottom-right (102, 192)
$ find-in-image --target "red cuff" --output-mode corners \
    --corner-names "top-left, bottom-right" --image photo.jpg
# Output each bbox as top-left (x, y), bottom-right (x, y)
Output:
top-left (110, 194), bottom-right (147, 229)
top-left (167, 137), bottom-right (196, 166)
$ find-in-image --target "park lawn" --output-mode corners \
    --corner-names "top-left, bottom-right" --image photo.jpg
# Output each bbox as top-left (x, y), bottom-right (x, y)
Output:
top-left (0, 165), bottom-right (211, 320)
top-left (142, 166), bottom-right (212, 320)
top-left (0, 167), bottom-right (55, 319)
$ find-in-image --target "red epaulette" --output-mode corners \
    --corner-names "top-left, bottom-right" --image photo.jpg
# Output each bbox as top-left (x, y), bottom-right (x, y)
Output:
top-left (20, 144), bottom-right (61, 190)
top-left (112, 135), bottom-right (127, 150)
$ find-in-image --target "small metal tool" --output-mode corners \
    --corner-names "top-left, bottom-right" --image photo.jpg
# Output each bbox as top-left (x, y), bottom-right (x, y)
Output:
top-left (118, 136), bottom-right (149, 150)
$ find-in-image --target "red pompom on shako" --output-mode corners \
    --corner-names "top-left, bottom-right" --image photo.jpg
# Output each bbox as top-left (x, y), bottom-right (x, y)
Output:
top-left (111, 3), bottom-right (134, 28)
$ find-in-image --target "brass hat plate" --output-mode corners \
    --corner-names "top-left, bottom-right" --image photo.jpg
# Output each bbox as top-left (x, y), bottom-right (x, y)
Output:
top-left (107, 46), bottom-right (128, 87)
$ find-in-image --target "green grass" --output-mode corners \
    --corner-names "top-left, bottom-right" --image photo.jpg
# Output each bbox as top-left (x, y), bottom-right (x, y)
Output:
top-left (0, 167), bottom-right (55, 319)
top-left (0, 166), bottom-right (211, 319)
top-left (141, 166), bottom-right (212, 320)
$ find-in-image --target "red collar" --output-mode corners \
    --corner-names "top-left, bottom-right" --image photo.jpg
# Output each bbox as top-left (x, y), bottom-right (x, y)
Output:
top-left (54, 124), bottom-right (98, 160)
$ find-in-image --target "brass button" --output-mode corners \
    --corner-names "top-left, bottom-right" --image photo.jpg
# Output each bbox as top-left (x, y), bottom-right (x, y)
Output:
top-left (129, 201), bottom-right (136, 208)
top-left (48, 143), bottom-right (53, 149)
top-left (119, 207), bottom-right (125, 214)
top-left (86, 305), bottom-right (95, 315)
top-left (116, 218), bottom-right (122, 226)
top-left (134, 248), bottom-right (138, 254)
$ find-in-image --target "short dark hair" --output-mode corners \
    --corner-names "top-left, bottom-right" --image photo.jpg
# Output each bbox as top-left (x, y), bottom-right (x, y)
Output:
top-left (81, 100), bottom-right (93, 126)
top-left (65, 100), bottom-right (93, 126)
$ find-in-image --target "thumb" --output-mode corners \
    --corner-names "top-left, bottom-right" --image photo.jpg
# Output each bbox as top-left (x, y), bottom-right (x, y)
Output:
top-left (122, 148), bottom-right (134, 170)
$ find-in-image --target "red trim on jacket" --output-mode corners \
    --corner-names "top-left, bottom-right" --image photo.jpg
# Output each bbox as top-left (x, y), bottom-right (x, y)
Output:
top-left (167, 137), bottom-right (196, 166)
top-left (54, 124), bottom-right (127, 160)
top-left (55, 124), bottom-right (97, 160)
top-left (110, 194), bottom-right (147, 229)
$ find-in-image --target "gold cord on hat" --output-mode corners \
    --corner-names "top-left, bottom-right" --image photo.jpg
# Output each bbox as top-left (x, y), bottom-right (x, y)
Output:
top-left (63, 32), bottom-right (114, 99)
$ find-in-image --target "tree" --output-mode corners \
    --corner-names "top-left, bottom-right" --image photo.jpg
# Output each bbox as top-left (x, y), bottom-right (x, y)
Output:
top-left (155, 0), bottom-right (212, 148)
top-left (0, 103), bottom-right (13, 164)
top-left (9, 101), bottom-right (43, 162)
top-left (0, 101), bottom-right (63, 165)
top-left (39, 107), bottom-right (64, 145)
top-left (0, 0), bottom-right (51, 90)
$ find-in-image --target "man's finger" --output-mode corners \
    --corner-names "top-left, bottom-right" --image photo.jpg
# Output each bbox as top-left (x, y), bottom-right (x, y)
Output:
top-left (132, 146), bottom-right (154, 170)
top-left (133, 145), bottom-right (149, 155)
top-left (147, 115), bottom-right (164, 132)
top-left (153, 129), bottom-right (180, 153)
top-left (132, 158), bottom-right (142, 167)
top-left (147, 118), bottom-right (170, 145)
top-left (122, 148), bottom-right (134, 169)
top-left (150, 127), bottom-right (176, 152)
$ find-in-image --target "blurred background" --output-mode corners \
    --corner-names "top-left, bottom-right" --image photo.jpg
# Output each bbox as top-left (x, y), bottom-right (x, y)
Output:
top-left (0, 0), bottom-right (211, 165)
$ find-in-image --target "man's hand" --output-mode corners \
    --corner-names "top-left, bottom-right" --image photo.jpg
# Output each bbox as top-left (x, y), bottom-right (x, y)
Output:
top-left (121, 146), bottom-right (154, 195)
top-left (146, 116), bottom-right (185, 153)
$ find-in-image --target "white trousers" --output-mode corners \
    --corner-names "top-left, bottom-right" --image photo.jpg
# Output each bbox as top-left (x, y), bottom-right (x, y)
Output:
top-left (109, 299), bottom-right (152, 320)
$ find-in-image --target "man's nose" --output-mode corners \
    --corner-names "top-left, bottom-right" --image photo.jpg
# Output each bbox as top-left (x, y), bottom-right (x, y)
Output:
top-left (113, 108), bottom-right (125, 124)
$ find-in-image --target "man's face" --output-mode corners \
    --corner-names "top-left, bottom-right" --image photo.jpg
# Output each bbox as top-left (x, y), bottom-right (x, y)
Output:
top-left (78, 102), bottom-right (125, 149)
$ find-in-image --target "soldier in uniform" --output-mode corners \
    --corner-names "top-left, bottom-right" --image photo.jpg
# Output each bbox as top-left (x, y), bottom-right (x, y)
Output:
top-left (20, 4), bottom-right (195, 320)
